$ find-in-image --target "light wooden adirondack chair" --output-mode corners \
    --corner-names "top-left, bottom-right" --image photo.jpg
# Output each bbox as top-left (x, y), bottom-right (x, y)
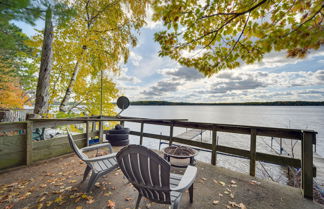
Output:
top-left (116, 145), bottom-right (197, 209)
top-left (67, 130), bottom-right (118, 192)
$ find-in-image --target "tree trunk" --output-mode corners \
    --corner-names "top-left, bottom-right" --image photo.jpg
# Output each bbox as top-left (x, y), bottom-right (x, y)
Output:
top-left (59, 59), bottom-right (81, 112)
top-left (34, 7), bottom-right (53, 114)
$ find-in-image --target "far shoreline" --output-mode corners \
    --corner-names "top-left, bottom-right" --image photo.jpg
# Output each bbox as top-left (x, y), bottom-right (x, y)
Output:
top-left (130, 101), bottom-right (324, 106)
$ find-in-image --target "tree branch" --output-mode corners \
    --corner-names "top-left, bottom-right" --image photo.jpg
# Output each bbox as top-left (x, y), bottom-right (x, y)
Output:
top-left (199, 0), bottom-right (268, 20)
top-left (176, 0), bottom-right (268, 49)
top-left (88, 0), bottom-right (119, 27)
top-left (223, 12), bottom-right (250, 60)
top-left (281, 4), bottom-right (324, 38)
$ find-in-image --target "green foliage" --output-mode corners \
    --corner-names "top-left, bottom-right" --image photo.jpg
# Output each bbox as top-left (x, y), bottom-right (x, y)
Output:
top-left (0, 22), bottom-right (37, 104)
top-left (0, 0), bottom-right (41, 25)
top-left (29, 0), bottom-right (148, 115)
top-left (152, 0), bottom-right (324, 76)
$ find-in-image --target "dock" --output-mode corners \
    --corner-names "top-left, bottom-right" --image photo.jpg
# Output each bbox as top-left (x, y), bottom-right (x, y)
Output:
top-left (175, 129), bottom-right (206, 140)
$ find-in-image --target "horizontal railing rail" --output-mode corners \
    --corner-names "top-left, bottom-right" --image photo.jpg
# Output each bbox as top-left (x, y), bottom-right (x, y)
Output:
top-left (0, 115), bottom-right (317, 199)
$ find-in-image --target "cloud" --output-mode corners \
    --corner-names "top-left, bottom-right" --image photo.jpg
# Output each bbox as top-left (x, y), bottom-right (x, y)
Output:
top-left (162, 66), bottom-right (204, 81)
top-left (200, 77), bottom-right (267, 94)
top-left (142, 80), bottom-right (182, 96)
top-left (118, 74), bottom-right (141, 84)
top-left (143, 6), bottom-right (162, 29)
top-left (315, 70), bottom-right (324, 82)
top-left (129, 51), bottom-right (142, 66)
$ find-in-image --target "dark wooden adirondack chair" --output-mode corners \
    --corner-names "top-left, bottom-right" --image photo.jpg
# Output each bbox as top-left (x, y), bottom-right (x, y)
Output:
top-left (116, 145), bottom-right (197, 209)
top-left (67, 130), bottom-right (118, 192)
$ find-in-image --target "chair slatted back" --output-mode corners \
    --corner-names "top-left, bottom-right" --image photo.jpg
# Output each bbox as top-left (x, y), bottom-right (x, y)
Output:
top-left (116, 145), bottom-right (171, 204)
top-left (67, 130), bottom-right (88, 161)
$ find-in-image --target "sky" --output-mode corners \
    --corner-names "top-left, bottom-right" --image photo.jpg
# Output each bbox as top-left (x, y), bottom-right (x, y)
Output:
top-left (15, 14), bottom-right (324, 103)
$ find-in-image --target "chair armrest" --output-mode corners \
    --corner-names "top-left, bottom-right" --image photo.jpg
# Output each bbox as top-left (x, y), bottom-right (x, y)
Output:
top-left (84, 153), bottom-right (117, 163)
top-left (171, 166), bottom-right (197, 192)
top-left (81, 142), bottom-right (113, 153)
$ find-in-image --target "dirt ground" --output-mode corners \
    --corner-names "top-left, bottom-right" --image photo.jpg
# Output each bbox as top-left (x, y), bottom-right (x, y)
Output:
top-left (0, 148), bottom-right (323, 209)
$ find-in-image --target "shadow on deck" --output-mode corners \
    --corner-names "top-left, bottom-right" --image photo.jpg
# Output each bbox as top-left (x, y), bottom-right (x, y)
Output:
top-left (0, 149), bottom-right (322, 209)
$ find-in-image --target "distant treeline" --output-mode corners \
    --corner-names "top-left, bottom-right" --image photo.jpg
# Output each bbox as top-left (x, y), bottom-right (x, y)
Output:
top-left (130, 101), bottom-right (324, 106)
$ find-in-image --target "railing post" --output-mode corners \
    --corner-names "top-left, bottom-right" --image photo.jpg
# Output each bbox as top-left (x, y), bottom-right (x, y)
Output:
top-left (139, 122), bottom-right (144, 145)
top-left (99, 121), bottom-right (104, 143)
top-left (86, 121), bottom-right (90, 146)
top-left (169, 122), bottom-right (174, 146)
top-left (120, 120), bottom-right (125, 127)
top-left (211, 126), bottom-right (217, 165)
top-left (91, 121), bottom-right (96, 140)
top-left (302, 131), bottom-right (315, 199)
top-left (26, 121), bottom-right (33, 166)
top-left (250, 128), bottom-right (257, 176)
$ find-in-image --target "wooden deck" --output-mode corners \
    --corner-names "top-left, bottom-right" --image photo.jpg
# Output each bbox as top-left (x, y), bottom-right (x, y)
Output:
top-left (0, 149), bottom-right (322, 209)
top-left (0, 116), bottom-right (318, 199)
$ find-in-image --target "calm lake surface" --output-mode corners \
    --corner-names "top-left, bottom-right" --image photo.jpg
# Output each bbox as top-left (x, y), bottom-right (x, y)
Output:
top-left (122, 105), bottom-right (324, 182)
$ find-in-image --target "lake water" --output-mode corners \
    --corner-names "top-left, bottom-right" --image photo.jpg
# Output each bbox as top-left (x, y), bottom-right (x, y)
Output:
top-left (121, 105), bottom-right (324, 182)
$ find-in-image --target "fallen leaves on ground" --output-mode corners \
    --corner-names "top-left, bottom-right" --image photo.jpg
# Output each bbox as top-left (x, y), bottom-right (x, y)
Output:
top-left (86, 198), bottom-right (95, 204)
top-left (249, 180), bottom-right (261, 185)
top-left (125, 197), bottom-right (132, 201)
top-left (4, 204), bottom-right (14, 209)
top-left (54, 195), bottom-right (65, 205)
top-left (239, 203), bottom-right (247, 209)
top-left (212, 200), bottom-right (219, 205)
top-left (104, 192), bottom-right (112, 197)
top-left (228, 201), bottom-right (247, 209)
top-left (39, 184), bottom-right (47, 188)
top-left (38, 196), bottom-right (46, 202)
top-left (37, 203), bottom-right (43, 209)
top-left (75, 206), bottom-right (83, 209)
top-left (46, 201), bottom-right (53, 207)
top-left (219, 181), bottom-right (226, 186)
top-left (107, 200), bottom-right (116, 208)
top-left (146, 203), bottom-right (152, 208)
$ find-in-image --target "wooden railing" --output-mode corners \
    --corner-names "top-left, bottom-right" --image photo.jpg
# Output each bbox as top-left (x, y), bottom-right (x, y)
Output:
top-left (0, 116), bottom-right (317, 199)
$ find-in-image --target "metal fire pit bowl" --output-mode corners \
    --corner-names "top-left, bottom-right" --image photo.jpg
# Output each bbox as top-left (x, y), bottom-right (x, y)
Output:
top-left (162, 145), bottom-right (198, 168)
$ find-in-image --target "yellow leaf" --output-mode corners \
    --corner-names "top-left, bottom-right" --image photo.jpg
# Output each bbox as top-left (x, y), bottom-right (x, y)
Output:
top-left (46, 201), bottom-right (53, 207)
top-left (219, 181), bottom-right (226, 186)
top-left (76, 206), bottom-right (83, 209)
top-left (37, 203), bottom-right (43, 209)
top-left (54, 195), bottom-right (64, 204)
top-left (38, 196), bottom-right (46, 202)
